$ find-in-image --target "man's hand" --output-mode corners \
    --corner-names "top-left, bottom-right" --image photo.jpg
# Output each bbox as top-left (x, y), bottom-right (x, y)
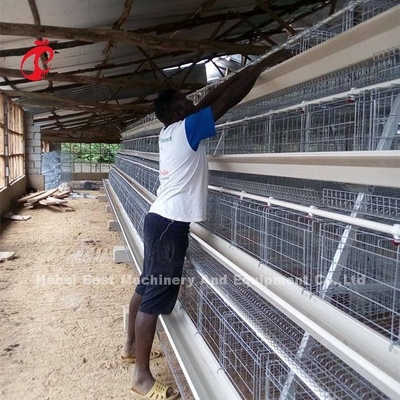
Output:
top-left (199, 47), bottom-right (295, 121)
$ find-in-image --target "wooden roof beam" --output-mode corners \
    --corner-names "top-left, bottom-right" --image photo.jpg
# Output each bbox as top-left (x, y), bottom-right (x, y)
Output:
top-left (98, 0), bottom-right (136, 75)
top-left (0, 68), bottom-right (203, 90)
top-left (41, 128), bottom-right (120, 143)
top-left (1, 89), bottom-right (154, 112)
top-left (253, 0), bottom-right (297, 36)
top-left (0, 40), bottom-right (92, 58)
top-left (34, 111), bottom-right (91, 123)
top-left (0, 22), bottom-right (267, 55)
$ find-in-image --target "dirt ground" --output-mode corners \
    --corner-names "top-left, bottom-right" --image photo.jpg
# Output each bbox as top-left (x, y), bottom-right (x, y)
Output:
top-left (0, 192), bottom-right (177, 399)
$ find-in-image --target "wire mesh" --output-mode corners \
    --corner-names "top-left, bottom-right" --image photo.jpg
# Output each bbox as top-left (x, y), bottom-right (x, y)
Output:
top-left (265, 358), bottom-right (319, 400)
top-left (121, 134), bottom-right (159, 153)
top-left (207, 86), bottom-right (400, 155)
top-left (209, 174), bottom-right (323, 206)
top-left (108, 168), bottom-right (150, 239)
top-left (186, 241), bottom-right (389, 399)
top-left (319, 223), bottom-right (400, 341)
top-left (222, 52), bottom-right (400, 124)
top-left (110, 161), bottom-right (400, 339)
top-left (108, 169), bottom-right (392, 399)
top-left (114, 156), bottom-right (159, 196)
top-left (221, 312), bottom-right (274, 400)
top-left (203, 188), bottom-right (400, 342)
top-left (322, 189), bottom-right (400, 222)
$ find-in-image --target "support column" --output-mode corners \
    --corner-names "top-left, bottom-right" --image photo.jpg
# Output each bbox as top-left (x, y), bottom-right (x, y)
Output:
top-left (25, 113), bottom-right (44, 190)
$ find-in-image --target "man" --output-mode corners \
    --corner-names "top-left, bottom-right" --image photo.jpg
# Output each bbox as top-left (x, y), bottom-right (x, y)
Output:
top-left (123, 49), bottom-right (291, 400)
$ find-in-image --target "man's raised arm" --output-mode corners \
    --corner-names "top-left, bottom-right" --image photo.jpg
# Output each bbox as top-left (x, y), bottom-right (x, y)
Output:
top-left (196, 49), bottom-right (292, 121)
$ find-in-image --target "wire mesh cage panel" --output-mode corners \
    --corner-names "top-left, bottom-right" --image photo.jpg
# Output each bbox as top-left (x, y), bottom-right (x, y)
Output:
top-left (121, 134), bottom-right (159, 152)
top-left (178, 262), bottom-right (203, 324)
top-left (109, 169), bottom-right (150, 239)
top-left (348, 0), bottom-right (400, 25)
top-left (203, 192), bottom-right (235, 240)
top-left (301, 341), bottom-right (389, 399)
top-left (307, 100), bottom-right (360, 152)
top-left (209, 174), bottom-right (323, 206)
top-left (185, 240), bottom-right (390, 399)
top-left (262, 209), bottom-right (319, 287)
top-left (265, 358), bottom-right (319, 400)
top-left (318, 223), bottom-right (400, 341)
top-left (196, 284), bottom-right (228, 361)
top-left (207, 86), bottom-right (400, 156)
top-left (370, 87), bottom-right (400, 150)
top-left (205, 192), bottom-right (320, 287)
top-left (115, 156), bottom-right (159, 196)
top-left (221, 312), bottom-right (274, 400)
top-left (219, 55), bottom-right (400, 124)
top-left (322, 189), bottom-right (400, 222)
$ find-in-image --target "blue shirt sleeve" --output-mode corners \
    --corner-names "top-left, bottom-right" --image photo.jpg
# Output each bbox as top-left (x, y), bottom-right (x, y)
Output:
top-left (185, 106), bottom-right (216, 151)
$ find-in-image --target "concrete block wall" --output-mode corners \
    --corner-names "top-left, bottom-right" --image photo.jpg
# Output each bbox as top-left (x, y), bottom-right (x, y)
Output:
top-left (25, 113), bottom-right (44, 190)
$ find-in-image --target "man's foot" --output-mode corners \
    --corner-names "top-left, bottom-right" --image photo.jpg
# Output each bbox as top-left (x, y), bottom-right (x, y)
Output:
top-left (121, 350), bottom-right (162, 364)
top-left (121, 342), bottom-right (135, 359)
top-left (131, 380), bottom-right (179, 400)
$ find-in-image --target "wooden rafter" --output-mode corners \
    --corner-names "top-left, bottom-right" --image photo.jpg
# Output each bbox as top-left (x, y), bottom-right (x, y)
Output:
top-left (253, 0), bottom-right (297, 35)
top-left (41, 115), bottom-right (135, 131)
top-left (133, 8), bottom-right (266, 35)
top-left (0, 22), bottom-right (267, 55)
top-left (0, 68), bottom-right (203, 91)
top-left (236, 13), bottom-right (277, 46)
top-left (41, 113), bottom-right (132, 129)
top-left (0, 41), bottom-right (92, 58)
top-left (1, 89), bottom-right (154, 112)
top-left (225, 0), bottom-right (333, 43)
top-left (329, 0), bottom-right (338, 15)
top-left (98, 0), bottom-right (136, 76)
top-left (169, 0), bottom-right (218, 39)
top-left (34, 111), bottom-right (91, 123)
top-left (41, 128), bottom-right (120, 144)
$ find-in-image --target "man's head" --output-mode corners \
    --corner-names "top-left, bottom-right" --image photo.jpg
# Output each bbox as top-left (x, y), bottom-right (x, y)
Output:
top-left (154, 89), bottom-right (196, 126)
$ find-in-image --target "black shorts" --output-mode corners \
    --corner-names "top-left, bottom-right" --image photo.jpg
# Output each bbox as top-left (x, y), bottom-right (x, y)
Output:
top-left (136, 212), bottom-right (190, 315)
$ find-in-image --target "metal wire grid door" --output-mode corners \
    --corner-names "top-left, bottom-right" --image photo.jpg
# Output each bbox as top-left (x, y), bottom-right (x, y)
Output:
top-left (318, 223), bottom-right (400, 341)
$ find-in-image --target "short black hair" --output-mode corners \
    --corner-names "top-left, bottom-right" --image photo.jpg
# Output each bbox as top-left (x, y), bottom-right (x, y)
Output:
top-left (153, 88), bottom-right (179, 124)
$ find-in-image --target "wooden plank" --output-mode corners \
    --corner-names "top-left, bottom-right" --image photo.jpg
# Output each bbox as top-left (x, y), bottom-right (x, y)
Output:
top-left (17, 190), bottom-right (46, 203)
top-left (53, 190), bottom-right (71, 199)
top-left (26, 188), bottom-right (59, 203)
top-left (2, 212), bottom-right (31, 221)
top-left (0, 251), bottom-right (15, 261)
top-left (42, 197), bottom-right (68, 205)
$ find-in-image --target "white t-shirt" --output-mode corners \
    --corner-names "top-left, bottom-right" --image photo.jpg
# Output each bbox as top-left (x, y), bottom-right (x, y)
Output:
top-left (149, 106), bottom-right (216, 222)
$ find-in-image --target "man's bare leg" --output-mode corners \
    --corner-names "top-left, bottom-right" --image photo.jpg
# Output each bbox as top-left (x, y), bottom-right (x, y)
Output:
top-left (122, 291), bottom-right (142, 358)
top-left (131, 310), bottom-right (158, 394)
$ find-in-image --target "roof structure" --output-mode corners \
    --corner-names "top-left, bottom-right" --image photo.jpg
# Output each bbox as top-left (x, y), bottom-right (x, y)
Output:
top-left (0, 0), bottom-right (343, 143)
